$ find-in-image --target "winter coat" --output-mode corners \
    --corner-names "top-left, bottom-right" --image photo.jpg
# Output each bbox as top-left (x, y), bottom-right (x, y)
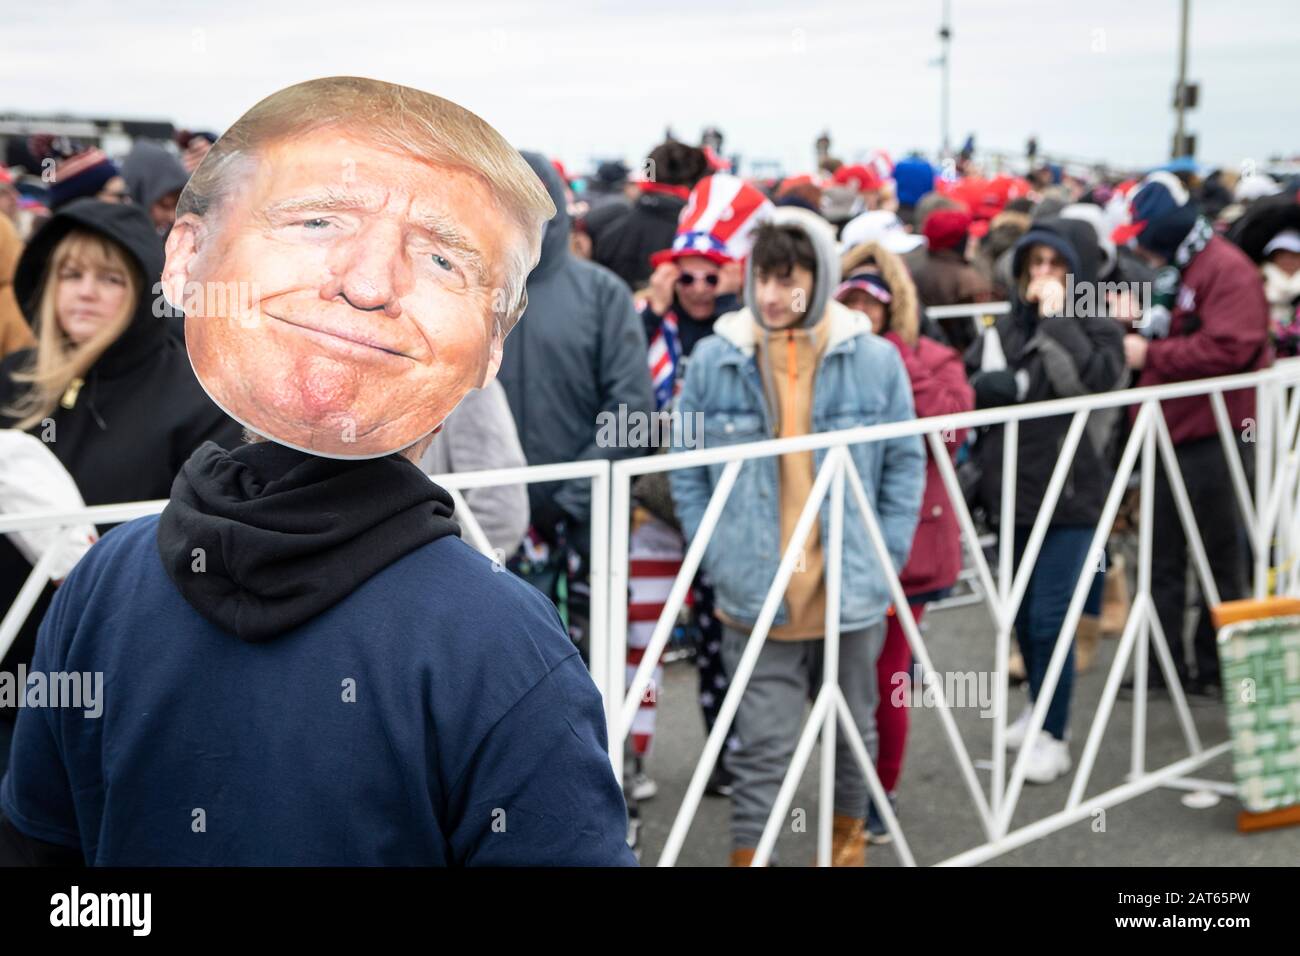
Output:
top-left (885, 331), bottom-right (973, 595)
top-left (0, 214), bottom-right (33, 358)
top-left (964, 218), bottom-right (1125, 528)
top-left (496, 153), bottom-right (654, 539)
top-left (841, 239), bottom-right (973, 595)
top-left (1134, 235), bottom-right (1272, 445)
top-left (912, 247), bottom-right (993, 309)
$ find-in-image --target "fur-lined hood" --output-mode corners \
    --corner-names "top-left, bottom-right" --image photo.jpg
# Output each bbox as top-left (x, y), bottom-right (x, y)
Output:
top-left (839, 240), bottom-right (920, 346)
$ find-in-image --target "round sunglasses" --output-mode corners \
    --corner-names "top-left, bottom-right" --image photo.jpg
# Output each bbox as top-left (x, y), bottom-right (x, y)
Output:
top-left (676, 271), bottom-right (720, 288)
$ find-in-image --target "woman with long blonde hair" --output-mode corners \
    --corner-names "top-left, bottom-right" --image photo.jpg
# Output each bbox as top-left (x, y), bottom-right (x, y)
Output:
top-left (0, 199), bottom-right (239, 751)
top-left (4, 226), bottom-right (139, 429)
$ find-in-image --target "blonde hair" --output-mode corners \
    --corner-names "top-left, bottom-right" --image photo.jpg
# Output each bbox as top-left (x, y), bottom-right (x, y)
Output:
top-left (4, 231), bottom-right (139, 430)
top-left (177, 76), bottom-right (556, 336)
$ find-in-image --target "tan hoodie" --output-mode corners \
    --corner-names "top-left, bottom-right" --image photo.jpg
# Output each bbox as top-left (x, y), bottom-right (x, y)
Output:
top-left (758, 317), bottom-right (832, 638)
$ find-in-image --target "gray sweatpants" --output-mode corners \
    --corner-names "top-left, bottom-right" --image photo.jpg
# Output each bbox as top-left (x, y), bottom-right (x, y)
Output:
top-left (721, 622), bottom-right (886, 852)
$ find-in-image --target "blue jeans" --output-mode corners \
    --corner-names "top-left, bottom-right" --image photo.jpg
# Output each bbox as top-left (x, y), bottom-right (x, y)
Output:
top-left (1083, 550), bottom-right (1106, 617)
top-left (1013, 526), bottom-right (1092, 740)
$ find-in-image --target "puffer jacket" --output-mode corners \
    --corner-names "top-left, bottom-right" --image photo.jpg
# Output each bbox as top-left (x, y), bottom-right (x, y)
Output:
top-left (963, 217), bottom-right (1125, 528)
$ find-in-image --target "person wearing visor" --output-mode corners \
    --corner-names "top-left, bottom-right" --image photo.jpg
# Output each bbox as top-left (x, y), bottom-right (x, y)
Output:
top-left (834, 271), bottom-right (894, 334)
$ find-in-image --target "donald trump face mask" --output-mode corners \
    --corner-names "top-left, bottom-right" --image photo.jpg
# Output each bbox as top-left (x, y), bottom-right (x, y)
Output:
top-left (163, 76), bottom-right (553, 458)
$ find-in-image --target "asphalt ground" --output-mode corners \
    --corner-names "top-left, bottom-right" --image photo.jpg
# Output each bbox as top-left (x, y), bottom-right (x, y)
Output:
top-left (633, 600), bottom-right (1300, 867)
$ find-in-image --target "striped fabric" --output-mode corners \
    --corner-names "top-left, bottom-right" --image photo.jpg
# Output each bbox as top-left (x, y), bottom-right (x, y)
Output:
top-left (626, 515), bottom-right (686, 756)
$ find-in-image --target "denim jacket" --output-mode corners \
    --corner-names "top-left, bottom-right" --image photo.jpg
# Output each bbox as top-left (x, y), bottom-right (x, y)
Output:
top-left (668, 301), bottom-right (926, 630)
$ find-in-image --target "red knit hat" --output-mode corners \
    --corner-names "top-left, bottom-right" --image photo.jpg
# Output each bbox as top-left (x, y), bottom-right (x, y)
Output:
top-left (923, 208), bottom-right (973, 251)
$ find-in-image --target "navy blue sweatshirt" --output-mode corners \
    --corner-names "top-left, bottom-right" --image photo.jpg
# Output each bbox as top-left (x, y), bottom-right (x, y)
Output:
top-left (0, 442), bottom-right (635, 866)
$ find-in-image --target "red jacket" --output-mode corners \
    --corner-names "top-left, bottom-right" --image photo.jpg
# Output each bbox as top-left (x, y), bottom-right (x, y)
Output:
top-left (1137, 236), bottom-right (1271, 445)
top-left (885, 331), bottom-right (975, 597)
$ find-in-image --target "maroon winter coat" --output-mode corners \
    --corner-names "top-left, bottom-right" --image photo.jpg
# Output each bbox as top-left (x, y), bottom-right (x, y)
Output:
top-left (884, 331), bottom-right (975, 597)
top-left (1136, 236), bottom-right (1271, 445)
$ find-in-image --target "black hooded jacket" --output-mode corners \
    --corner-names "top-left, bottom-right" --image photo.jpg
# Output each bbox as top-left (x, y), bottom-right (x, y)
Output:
top-left (964, 218), bottom-right (1125, 527)
top-left (496, 153), bottom-right (653, 542)
top-left (0, 200), bottom-right (240, 696)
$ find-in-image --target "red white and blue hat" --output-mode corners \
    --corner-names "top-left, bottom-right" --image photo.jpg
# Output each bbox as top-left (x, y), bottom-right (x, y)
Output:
top-left (835, 272), bottom-right (893, 304)
top-left (650, 173), bottom-right (773, 268)
top-left (1111, 171), bottom-right (1190, 245)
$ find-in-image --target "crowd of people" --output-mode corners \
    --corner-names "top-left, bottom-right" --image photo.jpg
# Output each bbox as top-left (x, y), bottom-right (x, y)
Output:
top-left (0, 118), bottom-right (1297, 866)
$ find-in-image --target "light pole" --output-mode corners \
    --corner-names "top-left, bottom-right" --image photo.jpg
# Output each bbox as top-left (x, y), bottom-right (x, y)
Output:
top-left (1173, 0), bottom-right (1191, 157)
top-left (939, 0), bottom-right (952, 158)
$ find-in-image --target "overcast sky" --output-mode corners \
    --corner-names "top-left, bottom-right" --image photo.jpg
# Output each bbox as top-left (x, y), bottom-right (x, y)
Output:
top-left (3, 0), bottom-right (1296, 175)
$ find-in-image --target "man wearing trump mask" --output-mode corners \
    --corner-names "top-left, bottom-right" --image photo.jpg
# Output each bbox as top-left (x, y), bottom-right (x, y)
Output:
top-left (0, 77), bottom-right (636, 867)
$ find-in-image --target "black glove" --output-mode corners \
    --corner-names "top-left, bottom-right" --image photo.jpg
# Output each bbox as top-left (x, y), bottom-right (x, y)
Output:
top-left (971, 369), bottom-right (1019, 409)
top-left (530, 496), bottom-right (573, 549)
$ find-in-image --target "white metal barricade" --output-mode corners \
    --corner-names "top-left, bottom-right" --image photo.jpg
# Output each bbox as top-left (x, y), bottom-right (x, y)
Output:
top-left (607, 359), bottom-right (1300, 866)
top-left (0, 460), bottom-right (614, 703)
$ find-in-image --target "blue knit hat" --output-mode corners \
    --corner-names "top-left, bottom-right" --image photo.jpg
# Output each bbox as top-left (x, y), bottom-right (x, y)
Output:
top-left (1115, 171), bottom-right (1200, 263)
top-left (893, 156), bottom-right (937, 208)
top-left (49, 148), bottom-right (121, 210)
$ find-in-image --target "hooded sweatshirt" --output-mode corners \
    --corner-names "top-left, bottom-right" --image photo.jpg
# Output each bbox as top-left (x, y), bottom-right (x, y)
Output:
top-left (0, 200), bottom-right (241, 705)
top-left (745, 206), bottom-right (841, 639)
top-left (496, 152), bottom-right (653, 541)
top-left (0, 437), bottom-right (636, 866)
top-left (121, 141), bottom-right (190, 231)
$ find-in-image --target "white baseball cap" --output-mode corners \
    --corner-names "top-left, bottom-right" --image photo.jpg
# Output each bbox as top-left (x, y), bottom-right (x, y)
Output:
top-left (1264, 229), bottom-right (1300, 257)
top-left (840, 210), bottom-right (925, 255)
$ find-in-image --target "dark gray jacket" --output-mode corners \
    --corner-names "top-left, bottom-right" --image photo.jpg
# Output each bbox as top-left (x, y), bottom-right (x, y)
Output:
top-left (498, 152), bottom-right (654, 534)
top-left (122, 141), bottom-right (189, 216)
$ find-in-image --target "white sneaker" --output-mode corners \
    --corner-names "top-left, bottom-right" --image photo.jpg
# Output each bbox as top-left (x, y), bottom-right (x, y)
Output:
top-left (631, 771), bottom-right (658, 802)
top-left (1004, 706), bottom-right (1034, 751)
top-left (1023, 731), bottom-right (1071, 785)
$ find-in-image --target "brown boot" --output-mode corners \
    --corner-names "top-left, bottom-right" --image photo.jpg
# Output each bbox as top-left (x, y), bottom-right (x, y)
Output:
top-left (830, 814), bottom-right (867, 867)
top-left (730, 847), bottom-right (758, 867)
top-left (1100, 556), bottom-right (1130, 636)
top-left (1009, 645), bottom-right (1027, 683)
top-left (1076, 614), bottom-right (1101, 673)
